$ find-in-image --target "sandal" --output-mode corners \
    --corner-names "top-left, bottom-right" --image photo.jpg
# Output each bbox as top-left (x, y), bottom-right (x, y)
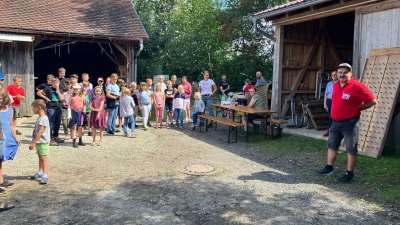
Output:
top-left (97, 141), bottom-right (103, 146)
top-left (50, 140), bottom-right (58, 146)
top-left (54, 137), bottom-right (64, 143)
top-left (90, 141), bottom-right (96, 146)
top-left (0, 203), bottom-right (14, 212)
top-left (64, 135), bottom-right (70, 140)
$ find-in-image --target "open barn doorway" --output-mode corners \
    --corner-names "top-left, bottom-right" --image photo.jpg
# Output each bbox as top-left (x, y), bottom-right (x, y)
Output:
top-left (34, 41), bottom-right (121, 89)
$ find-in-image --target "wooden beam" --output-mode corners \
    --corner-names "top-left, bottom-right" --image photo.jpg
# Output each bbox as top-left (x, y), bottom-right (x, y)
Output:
top-left (272, 0), bottom-right (375, 25)
top-left (282, 65), bottom-right (321, 69)
top-left (283, 38), bottom-right (353, 49)
top-left (33, 38), bottom-right (42, 48)
top-left (41, 36), bottom-right (131, 45)
top-left (356, 0), bottom-right (400, 15)
top-left (113, 44), bottom-right (128, 59)
top-left (272, 25), bottom-right (284, 116)
top-left (324, 29), bottom-right (342, 65)
top-left (281, 29), bottom-right (322, 116)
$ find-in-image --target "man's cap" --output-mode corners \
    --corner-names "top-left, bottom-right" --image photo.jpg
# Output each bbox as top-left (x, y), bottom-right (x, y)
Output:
top-left (70, 74), bottom-right (79, 78)
top-left (98, 77), bottom-right (104, 82)
top-left (338, 63), bottom-right (352, 71)
top-left (72, 83), bottom-right (81, 89)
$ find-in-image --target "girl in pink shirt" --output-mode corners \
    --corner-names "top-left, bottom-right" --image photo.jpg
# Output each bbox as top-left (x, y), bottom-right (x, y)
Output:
top-left (153, 83), bottom-right (165, 128)
top-left (68, 84), bottom-right (86, 148)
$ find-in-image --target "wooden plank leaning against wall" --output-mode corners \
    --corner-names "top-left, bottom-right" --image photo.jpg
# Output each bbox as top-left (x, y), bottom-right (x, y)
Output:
top-left (0, 41), bottom-right (34, 116)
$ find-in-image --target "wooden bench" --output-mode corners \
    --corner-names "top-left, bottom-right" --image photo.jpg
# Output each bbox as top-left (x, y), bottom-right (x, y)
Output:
top-left (197, 114), bottom-right (244, 143)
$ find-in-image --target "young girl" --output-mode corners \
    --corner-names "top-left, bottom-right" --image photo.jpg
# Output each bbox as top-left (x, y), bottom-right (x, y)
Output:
top-left (173, 85), bottom-right (186, 129)
top-left (164, 80), bottom-right (175, 126)
top-left (68, 83), bottom-right (86, 148)
top-left (120, 88), bottom-right (137, 137)
top-left (62, 79), bottom-right (72, 140)
top-left (153, 83), bottom-right (165, 128)
top-left (130, 82), bottom-right (139, 128)
top-left (190, 92), bottom-right (205, 130)
top-left (138, 82), bottom-right (152, 131)
top-left (82, 81), bottom-right (93, 136)
top-left (146, 78), bottom-right (153, 127)
top-left (90, 86), bottom-right (107, 146)
top-left (0, 89), bottom-right (21, 191)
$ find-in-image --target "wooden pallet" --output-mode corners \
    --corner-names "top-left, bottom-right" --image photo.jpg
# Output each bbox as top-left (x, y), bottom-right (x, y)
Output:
top-left (300, 100), bottom-right (329, 130)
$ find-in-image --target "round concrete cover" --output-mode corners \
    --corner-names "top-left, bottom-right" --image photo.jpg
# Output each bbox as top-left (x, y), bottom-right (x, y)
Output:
top-left (179, 164), bottom-right (221, 176)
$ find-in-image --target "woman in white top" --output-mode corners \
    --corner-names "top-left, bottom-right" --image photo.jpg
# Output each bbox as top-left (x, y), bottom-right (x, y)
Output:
top-left (198, 71), bottom-right (217, 128)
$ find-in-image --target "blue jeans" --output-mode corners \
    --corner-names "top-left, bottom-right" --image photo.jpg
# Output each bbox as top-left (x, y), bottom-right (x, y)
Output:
top-left (202, 95), bottom-right (214, 116)
top-left (327, 98), bottom-right (332, 129)
top-left (192, 111), bottom-right (201, 124)
top-left (107, 106), bottom-right (119, 132)
top-left (47, 107), bottom-right (62, 138)
top-left (174, 108), bottom-right (184, 127)
top-left (123, 115), bottom-right (135, 134)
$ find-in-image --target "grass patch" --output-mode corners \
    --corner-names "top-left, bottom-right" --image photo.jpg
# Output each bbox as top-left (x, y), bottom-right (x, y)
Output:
top-left (254, 133), bottom-right (400, 203)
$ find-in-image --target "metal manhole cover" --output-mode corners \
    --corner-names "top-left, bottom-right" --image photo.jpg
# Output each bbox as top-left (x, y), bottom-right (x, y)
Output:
top-left (178, 164), bottom-right (222, 176)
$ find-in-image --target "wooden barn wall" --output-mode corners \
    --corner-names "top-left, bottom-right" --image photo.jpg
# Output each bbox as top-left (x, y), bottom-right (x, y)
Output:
top-left (354, 8), bottom-right (400, 79)
top-left (0, 41), bottom-right (34, 116)
top-left (279, 16), bottom-right (353, 116)
top-left (354, 4), bottom-right (400, 151)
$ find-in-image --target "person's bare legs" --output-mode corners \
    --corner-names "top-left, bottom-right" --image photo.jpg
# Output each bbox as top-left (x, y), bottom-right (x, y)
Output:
top-left (40, 155), bottom-right (48, 175)
top-left (0, 161), bottom-right (3, 184)
top-left (99, 128), bottom-right (104, 143)
top-left (242, 115), bottom-right (247, 131)
top-left (71, 126), bottom-right (77, 139)
top-left (38, 155), bottom-right (43, 172)
top-left (92, 128), bottom-right (97, 143)
top-left (327, 148), bottom-right (338, 166)
top-left (347, 153), bottom-right (357, 172)
top-left (185, 104), bottom-right (191, 121)
top-left (78, 126), bottom-right (83, 138)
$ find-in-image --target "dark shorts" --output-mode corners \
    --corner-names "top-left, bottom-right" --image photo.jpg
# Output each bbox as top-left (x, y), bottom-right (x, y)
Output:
top-left (165, 102), bottom-right (173, 112)
top-left (328, 117), bottom-right (359, 154)
top-left (68, 110), bottom-right (85, 128)
top-left (244, 113), bottom-right (264, 122)
top-left (11, 106), bottom-right (20, 118)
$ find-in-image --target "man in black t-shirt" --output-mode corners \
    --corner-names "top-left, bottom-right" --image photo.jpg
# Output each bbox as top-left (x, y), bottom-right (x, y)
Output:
top-left (219, 74), bottom-right (230, 99)
top-left (36, 74), bottom-right (55, 91)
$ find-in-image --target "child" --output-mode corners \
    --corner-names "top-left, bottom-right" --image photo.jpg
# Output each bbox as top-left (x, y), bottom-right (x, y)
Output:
top-left (90, 86), bottom-right (107, 146)
top-left (61, 79), bottom-right (72, 140)
top-left (190, 92), bottom-right (205, 130)
top-left (164, 80), bottom-right (175, 126)
top-left (68, 83), bottom-right (86, 148)
top-left (7, 76), bottom-right (25, 135)
top-left (82, 81), bottom-right (93, 136)
top-left (79, 73), bottom-right (93, 90)
top-left (173, 85), bottom-right (186, 129)
top-left (0, 82), bottom-right (14, 106)
top-left (36, 74), bottom-right (54, 91)
top-left (138, 82), bottom-right (152, 131)
top-left (29, 99), bottom-right (50, 185)
top-left (129, 82), bottom-right (139, 128)
top-left (116, 79), bottom-right (125, 131)
top-left (120, 88), bottom-right (137, 137)
top-left (105, 73), bottom-right (120, 135)
top-left (0, 89), bottom-right (21, 192)
top-left (153, 83), bottom-right (165, 128)
top-left (146, 78), bottom-right (153, 127)
top-left (36, 78), bottom-right (64, 146)
top-left (226, 93), bottom-right (234, 119)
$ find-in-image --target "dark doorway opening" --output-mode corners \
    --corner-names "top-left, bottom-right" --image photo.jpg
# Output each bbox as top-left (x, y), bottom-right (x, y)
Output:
top-left (34, 41), bottom-right (120, 87)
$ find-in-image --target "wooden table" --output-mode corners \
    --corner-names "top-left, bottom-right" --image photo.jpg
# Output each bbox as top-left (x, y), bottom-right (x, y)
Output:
top-left (212, 103), bottom-right (276, 142)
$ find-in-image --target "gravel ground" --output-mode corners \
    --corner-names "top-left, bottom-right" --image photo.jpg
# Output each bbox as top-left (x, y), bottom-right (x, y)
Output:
top-left (0, 116), bottom-right (399, 224)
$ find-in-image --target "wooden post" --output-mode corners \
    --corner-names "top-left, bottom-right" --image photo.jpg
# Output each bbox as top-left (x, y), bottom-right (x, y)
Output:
top-left (272, 25), bottom-right (284, 116)
top-left (352, 14), bottom-right (362, 79)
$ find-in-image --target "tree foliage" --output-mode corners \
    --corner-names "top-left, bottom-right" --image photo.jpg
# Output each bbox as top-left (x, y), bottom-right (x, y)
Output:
top-left (134, 0), bottom-right (287, 91)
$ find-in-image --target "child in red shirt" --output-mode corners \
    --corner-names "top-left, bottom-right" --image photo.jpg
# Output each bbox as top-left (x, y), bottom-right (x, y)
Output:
top-left (6, 76), bottom-right (25, 135)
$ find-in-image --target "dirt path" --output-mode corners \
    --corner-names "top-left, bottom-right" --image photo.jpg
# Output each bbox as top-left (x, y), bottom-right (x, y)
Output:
top-left (1, 117), bottom-right (398, 224)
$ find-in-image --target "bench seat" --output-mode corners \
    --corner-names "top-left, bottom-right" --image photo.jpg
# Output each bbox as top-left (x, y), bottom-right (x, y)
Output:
top-left (197, 114), bottom-right (244, 143)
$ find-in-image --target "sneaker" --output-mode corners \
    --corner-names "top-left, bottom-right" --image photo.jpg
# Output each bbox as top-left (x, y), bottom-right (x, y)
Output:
top-left (131, 132), bottom-right (137, 138)
top-left (315, 167), bottom-right (334, 176)
top-left (30, 173), bottom-right (42, 180)
top-left (135, 124), bottom-right (139, 128)
top-left (147, 122), bottom-right (152, 127)
top-left (207, 123), bottom-right (213, 128)
top-left (144, 126), bottom-right (148, 131)
top-left (124, 134), bottom-right (128, 137)
top-left (0, 188), bottom-right (6, 195)
top-left (180, 126), bottom-right (184, 130)
top-left (88, 132), bottom-right (93, 136)
top-left (185, 118), bottom-right (188, 123)
top-left (115, 129), bottom-right (121, 133)
top-left (191, 126), bottom-right (196, 131)
top-left (323, 131), bottom-right (330, 137)
top-left (40, 176), bottom-right (48, 185)
top-left (0, 181), bottom-right (15, 188)
top-left (16, 130), bottom-right (22, 135)
top-left (188, 119), bottom-right (193, 123)
top-left (190, 124), bottom-right (196, 128)
top-left (107, 131), bottom-right (115, 135)
top-left (239, 131), bottom-right (247, 136)
top-left (336, 172), bottom-right (354, 182)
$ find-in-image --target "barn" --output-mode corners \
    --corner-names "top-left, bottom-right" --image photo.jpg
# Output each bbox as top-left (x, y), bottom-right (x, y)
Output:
top-left (254, 0), bottom-right (400, 154)
top-left (0, 0), bottom-right (149, 116)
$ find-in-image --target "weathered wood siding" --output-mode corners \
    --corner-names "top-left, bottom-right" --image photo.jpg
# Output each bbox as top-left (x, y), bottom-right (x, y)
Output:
top-left (354, 7), bottom-right (400, 78)
top-left (0, 41), bottom-right (34, 116)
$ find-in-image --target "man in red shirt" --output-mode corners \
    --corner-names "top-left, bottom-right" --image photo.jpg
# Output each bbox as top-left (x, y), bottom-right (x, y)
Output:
top-left (6, 76), bottom-right (25, 135)
top-left (315, 63), bottom-right (376, 182)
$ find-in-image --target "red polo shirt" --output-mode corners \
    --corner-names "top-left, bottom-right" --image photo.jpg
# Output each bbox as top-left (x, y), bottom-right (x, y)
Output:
top-left (6, 85), bottom-right (25, 107)
top-left (331, 79), bottom-right (375, 121)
